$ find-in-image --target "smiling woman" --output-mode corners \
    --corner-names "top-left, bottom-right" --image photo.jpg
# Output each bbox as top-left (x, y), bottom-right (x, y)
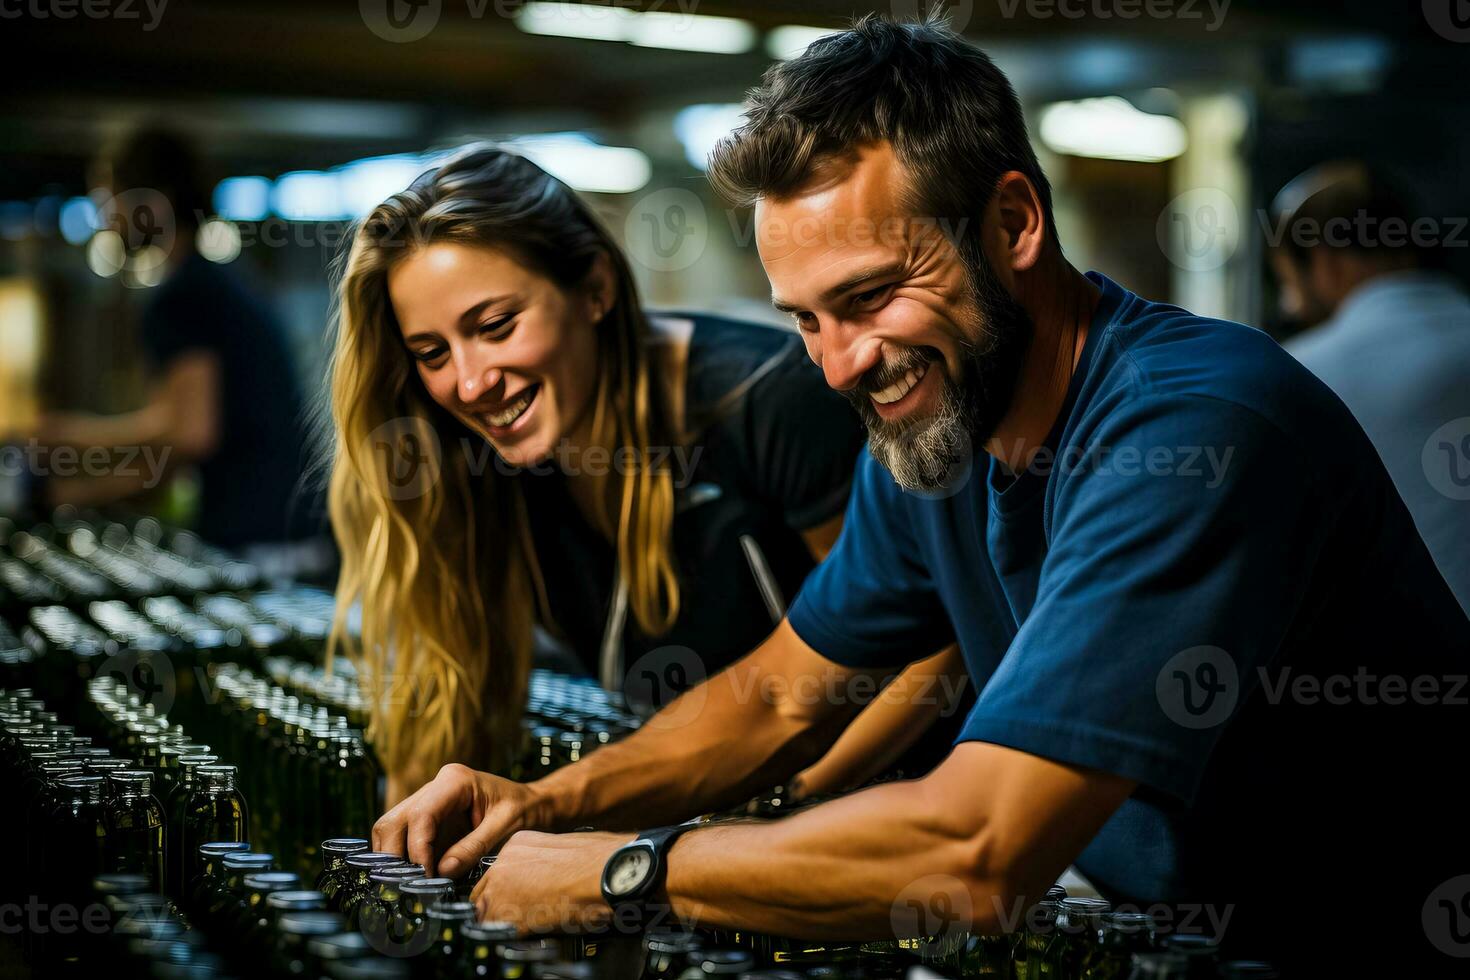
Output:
top-left (322, 144), bottom-right (958, 804)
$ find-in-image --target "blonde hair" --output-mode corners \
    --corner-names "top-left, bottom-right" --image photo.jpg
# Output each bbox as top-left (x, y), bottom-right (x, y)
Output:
top-left (324, 144), bottom-right (678, 778)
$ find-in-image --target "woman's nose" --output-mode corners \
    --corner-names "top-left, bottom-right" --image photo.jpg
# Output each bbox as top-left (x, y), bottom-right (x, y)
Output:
top-left (459, 363), bottom-right (504, 404)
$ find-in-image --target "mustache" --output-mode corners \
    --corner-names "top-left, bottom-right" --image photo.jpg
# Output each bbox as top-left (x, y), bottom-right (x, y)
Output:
top-left (852, 345), bottom-right (941, 398)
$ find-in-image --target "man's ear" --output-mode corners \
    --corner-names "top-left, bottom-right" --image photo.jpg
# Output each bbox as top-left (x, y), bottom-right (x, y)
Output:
top-left (989, 171), bottom-right (1047, 277)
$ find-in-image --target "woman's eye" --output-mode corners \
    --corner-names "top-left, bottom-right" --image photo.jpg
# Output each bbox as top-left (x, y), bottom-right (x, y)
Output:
top-left (479, 316), bottom-right (516, 339)
top-left (412, 347), bottom-right (446, 365)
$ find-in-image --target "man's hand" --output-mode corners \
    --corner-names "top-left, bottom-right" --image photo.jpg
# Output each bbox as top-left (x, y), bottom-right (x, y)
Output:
top-left (372, 763), bottom-right (553, 877)
top-left (470, 830), bottom-right (625, 934)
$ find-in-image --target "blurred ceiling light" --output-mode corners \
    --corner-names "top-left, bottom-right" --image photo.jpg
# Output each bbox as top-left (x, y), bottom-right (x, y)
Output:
top-left (197, 219), bottom-right (242, 264)
top-left (125, 245), bottom-right (169, 288)
top-left (766, 25), bottom-right (839, 61)
top-left (59, 197), bottom-right (99, 245)
top-left (673, 103), bottom-right (746, 171)
top-left (85, 230), bottom-right (126, 278)
top-left (214, 176), bottom-right (272, 222)
top-left (626, 10), bottom-right (754, 54)
top-left (337, 154), bottom-right (432, 217)
top-left (512, 133), bottom-right (651, 194)
top-left (271, 171), bottom-right (348, 222)
top-left (0, 202), bottom-right (31, 241)
top-left (1038, 96), bottom-right (1187, 163)
top-left (515, 2), bottom-right (754, 54)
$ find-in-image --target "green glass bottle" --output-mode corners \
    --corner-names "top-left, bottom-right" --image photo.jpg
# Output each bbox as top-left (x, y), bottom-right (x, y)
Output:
top-left (202, 850), bottom-right (274, 934)
top-left (46, 774), bottom-right (109, 904)
top-left (422, 900), bottom-right (478, 980)
top-left (1084, 912), bottom-right (1157, 979)
top-left (494, 937), bottom-right (561, 980)
top-left (1012, 900), bottom-right (1060, 980)
top-left (165, 753), bottom-right (220, 895)
top-left (103, 770), bottom-right (165, 889)
top-left (336, 852), bottom-right (408, 920)
top-left (226, 870), bottom-right (301, 952)
top-left (459, 920), bottom-right (520, 978)
top-left (316, 837), bottom-right (371, 900)
top-left (186, 840), bottom-right (251, 917)
top-left (179, 764), bottom-right (248, 896)
top-left (353, 865), bottom-right (427, 933)
top-left (273, 910), bottom-right (346, 977)
top-left (644, 931), bottom-right (705, 980)
top-left (384, 876), bottom-right (455, 957)
top-left (1044, 897), bottom-right (1112, 979)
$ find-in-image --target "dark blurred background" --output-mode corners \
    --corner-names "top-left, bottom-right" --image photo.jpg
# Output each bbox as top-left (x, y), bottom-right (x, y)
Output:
top-left (2, 0), bottom-right (1468, 526)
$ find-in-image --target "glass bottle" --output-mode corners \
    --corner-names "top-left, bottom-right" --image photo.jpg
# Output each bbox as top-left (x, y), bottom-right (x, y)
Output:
top-left (316, 837), bottom-right (370, 899)
top-left (335, 852), bottom-right (409, 919)
top-left (104, 769), bottom-right (165, 889)
top-left (202, 850), bottom-right (275, 934)
top-left (1085, 912), bottom-right (1158, 979)
top-left (186, 840), bottom-right (251, 917)
top-left (387, 876), bottom-right (456, 958)
top-left (1046, 897), bottom-right (1112, 979)
top-left (273, 910), bottom-right (347, 977)
top-left (458, 919), bottom-right (520, 978)
top-left (250, 888), bottom-right (329, 950)
top-left (46, 774), bottom-right (109, 905)
top-left (352, 865), bottom-right (426, 933)
top-left (1012, 899), bottom-right (1060, 980)
top-left (422, 900), bottom-right (478, 980)
top-left (165, 752), bottom-right (220, 895)
top-left (179, 764), bottom-right (249, 896)
top-left (644, 930), bottom-right (705, 980)
top-left (226, 870), bottom-right (301, 951)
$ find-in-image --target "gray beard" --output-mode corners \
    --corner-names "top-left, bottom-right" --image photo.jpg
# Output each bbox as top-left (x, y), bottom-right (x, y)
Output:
top-left (865, 365), bottom-right (973, 493)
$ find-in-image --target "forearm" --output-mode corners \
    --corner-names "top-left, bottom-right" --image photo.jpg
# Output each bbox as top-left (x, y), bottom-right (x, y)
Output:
top-left (530, 627), bottom-right (858, 831)
top-left (663, 776), bottom-right (1004, 939)
top-left (792, 646), bottom-right (965, 796)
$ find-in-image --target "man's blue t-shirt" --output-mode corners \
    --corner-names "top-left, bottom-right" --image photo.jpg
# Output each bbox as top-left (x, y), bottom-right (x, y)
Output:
top-left (788, 272), bottom-right (1468, 965)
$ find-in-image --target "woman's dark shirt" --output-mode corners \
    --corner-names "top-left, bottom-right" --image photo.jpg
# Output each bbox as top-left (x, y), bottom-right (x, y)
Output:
top-left (521, 312), bottom-right (866, 707)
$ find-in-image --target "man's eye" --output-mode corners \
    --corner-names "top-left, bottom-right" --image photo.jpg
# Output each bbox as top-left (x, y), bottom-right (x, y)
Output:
top-left (793, 311), bottom-right (818, 332)
top-left (852, 285), bottom-right (891, 308)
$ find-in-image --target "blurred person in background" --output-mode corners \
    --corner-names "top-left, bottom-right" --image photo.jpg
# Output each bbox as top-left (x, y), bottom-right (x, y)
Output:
top-left (39, 126), bottom-right (320, 557)
top-left (326, 143), bottom-right (968, 805)
top-left (1270, 161), bottom-right (1470, 615)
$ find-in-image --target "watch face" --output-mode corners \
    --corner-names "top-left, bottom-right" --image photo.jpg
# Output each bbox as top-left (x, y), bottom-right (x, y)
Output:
top-left (606, 845), bottom-right (654, 898)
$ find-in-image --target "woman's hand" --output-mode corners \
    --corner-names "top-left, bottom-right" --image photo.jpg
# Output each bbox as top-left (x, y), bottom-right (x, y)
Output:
top-left (372, 763), bottom-right (553, 878)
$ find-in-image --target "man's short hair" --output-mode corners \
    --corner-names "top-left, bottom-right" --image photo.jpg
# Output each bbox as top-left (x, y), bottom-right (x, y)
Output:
top-left (707, 14), bottom-right (1055, 249)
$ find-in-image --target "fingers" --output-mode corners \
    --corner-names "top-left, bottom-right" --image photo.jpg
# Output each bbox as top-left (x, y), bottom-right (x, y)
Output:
top-left (439, 811), bottom-right (505, 879)
top-left (371, 764), bottom-right (478, 873)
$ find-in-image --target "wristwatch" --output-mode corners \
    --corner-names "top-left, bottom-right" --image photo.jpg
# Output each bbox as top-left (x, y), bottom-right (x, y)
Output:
top-left (600, 819), bottom-right (699, 923)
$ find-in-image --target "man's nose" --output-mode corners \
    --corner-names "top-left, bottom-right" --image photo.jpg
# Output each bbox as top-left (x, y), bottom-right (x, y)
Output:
top-left (818, 322), bottom-right (884, 392)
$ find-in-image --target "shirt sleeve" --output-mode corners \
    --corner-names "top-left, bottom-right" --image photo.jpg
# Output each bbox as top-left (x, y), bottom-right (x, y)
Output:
top-left (786, 449), bottom-right (955, 668)
top-left (739, 341), bottom-right (869, 531)
top-left (958, 393), bottom-right (1329, 804)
